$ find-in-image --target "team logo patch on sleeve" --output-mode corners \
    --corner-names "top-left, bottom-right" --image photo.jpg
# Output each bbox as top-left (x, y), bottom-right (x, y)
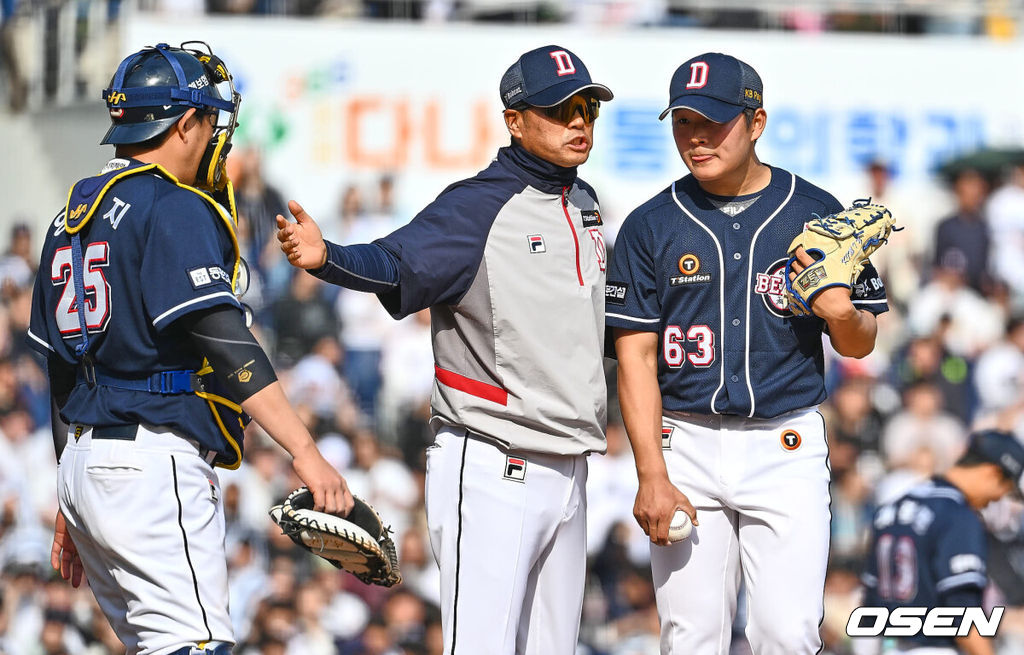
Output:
top-left (188, 265), bottom-right (230, 289)
top-left (582, 210), bottom-right (603, 227)
top-left (605, 282), bottom-right (628, 306)
top-left (504, 455), bottom-right (527, 482)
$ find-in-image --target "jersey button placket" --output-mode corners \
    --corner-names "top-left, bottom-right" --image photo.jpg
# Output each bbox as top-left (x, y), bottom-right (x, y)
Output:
top-left (733, 252), bottom-right (742, 260)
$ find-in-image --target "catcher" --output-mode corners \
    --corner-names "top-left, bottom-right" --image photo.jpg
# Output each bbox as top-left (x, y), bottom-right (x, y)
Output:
top-left (270, 487), bottom-right (401, 587)
top-left (606, 51), bottom-right (895, 654)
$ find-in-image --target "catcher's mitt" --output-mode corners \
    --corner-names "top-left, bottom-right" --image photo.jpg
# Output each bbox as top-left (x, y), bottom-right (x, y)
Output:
top-left (269, 487), bottom-right (402, 587)
top-left (784, 200), bottom-right (897, 316)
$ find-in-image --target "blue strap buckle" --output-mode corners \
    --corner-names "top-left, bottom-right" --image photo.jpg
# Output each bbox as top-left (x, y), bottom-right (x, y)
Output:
top-left (152, 370), bottom-right (198, 394)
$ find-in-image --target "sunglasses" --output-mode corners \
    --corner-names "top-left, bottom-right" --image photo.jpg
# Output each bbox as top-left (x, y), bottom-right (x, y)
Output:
top-left (540, 94), bottom-right (600, 124)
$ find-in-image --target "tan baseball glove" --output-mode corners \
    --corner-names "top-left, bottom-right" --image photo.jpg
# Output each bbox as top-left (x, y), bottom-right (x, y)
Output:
top-left (269, 487), bottom-right (402, 587)
top-left (784, 201), bottom-right (897, 316)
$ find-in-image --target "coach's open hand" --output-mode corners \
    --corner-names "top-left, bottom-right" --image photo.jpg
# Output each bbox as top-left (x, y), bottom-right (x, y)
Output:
top-left (277, 200), bottom-right (328, 269)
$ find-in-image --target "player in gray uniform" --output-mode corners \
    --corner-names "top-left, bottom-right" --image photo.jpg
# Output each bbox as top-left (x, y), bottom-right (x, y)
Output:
top-left (276, 46), bottom-right (612, 654)
top-left (607, 53), bottom-right (888, 654)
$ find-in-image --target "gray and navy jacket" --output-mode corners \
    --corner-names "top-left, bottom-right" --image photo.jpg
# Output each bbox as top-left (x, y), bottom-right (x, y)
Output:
top-left (318, 143), bottom-right (608, 456)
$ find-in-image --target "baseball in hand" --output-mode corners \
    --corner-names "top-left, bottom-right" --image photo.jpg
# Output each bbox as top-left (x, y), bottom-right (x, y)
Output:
top-left (668, 510), bottom-right (692, 543)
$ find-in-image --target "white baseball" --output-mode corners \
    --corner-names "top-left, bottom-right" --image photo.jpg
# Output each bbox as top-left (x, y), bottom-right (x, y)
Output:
top-left (668, 510), bottom-right (692, 543)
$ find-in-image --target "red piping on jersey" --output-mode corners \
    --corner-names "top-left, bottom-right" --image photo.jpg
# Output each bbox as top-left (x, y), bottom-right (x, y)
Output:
top-left (435, 365), bottom-right (508, 406)
top-left (562, 186), bottom-right (584, 286)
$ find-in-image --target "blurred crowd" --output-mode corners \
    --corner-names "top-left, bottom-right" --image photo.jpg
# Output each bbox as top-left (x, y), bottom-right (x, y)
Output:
top-left (2, 0), bottom-right (1023, 115)
top-left (0, 148), bottom-right (1024, 655)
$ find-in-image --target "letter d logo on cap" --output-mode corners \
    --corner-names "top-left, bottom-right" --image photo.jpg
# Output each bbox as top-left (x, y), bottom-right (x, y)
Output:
top-left (549, 51), bottom-right (576, 76)
top-left (686, 62), bottom-right (709, 89)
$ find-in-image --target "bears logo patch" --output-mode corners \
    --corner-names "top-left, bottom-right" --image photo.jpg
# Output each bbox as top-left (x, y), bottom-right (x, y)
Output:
top-left (754, 258), bottom-right (791, 318)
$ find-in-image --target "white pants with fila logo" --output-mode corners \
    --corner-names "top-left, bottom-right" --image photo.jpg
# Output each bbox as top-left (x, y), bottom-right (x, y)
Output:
top-left (653, 407), bottom-right (831, 655)
top-left (425, 426), bottom-right (588, 655)
top-left (57, 424), bottom-right (233, 655)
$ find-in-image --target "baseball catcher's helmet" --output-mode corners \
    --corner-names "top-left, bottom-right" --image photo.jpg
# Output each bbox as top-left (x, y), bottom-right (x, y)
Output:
top-left (101, 42), bottom-right (241, 190)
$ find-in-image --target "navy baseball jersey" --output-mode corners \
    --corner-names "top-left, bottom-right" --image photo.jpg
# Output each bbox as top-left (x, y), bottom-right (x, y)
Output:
top-left (606, 166), bottom-right (887, 418)
top-left (863, 478), bottom-right (988, 648)
top-left (28, 159), bottom-right (244, 459)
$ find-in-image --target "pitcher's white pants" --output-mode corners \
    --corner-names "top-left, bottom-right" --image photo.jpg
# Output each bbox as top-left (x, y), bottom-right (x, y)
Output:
top-left (57, 424), bottom-right (233, 655)
top-left (652, 408), bottom-right (831, 655)
top-left (425, 426), bottom-right (588, 655)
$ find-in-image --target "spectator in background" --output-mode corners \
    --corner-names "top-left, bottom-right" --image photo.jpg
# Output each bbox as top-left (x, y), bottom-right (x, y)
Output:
top-left (932, 168), bottom-right (991, 293)
top-left (0, 223), bottom-right (34, 297)
top-left (820, 564), bottom-right (865, 655)
top-left (888, 333), bottom-right (973, 423)
top-left (228, 147), bottom-right (290, 297)
top-left (395, 527), bottom-right (439, 607)
top-left (829, 466), bottom-right (873, 562)
top-left (0, 0), bottom-right (26, 113)
top-left (822, 374), bottom-right (885, 456)
top-left (331, 180), bottom-right (403, 424)
top-left (974, 314), bottom-right (1024, 420)
top-left (344, 431), bottom-right (418, 543)
top-left (907, 259), bottom-right (1005, 358)
top-left (862, 159), bottom-right (921, 311)
top-left (879, 380), bottom-right (967, 502)
top-left (272, 270), bottom-right (339, 367)
top-left (285, 335), bottom-right (361, 436)
top-left (987, 162), bottom-right (1024, 308)
top-left (586, 419), bottom-right (647, 561)
top-left (378, 309), bottom-right (433, 466)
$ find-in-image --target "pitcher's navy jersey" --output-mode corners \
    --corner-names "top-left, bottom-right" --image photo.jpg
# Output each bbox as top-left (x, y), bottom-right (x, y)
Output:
top-left (28, 161), bottom-right (243, 455)
top-left (863, 478), bottom-right (988, 648)
top-left (606, 166), bottom-right (887, 419)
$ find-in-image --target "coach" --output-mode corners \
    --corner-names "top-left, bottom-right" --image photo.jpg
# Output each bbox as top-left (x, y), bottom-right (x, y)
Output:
top-left (277, 46), bottom-right (613, 654)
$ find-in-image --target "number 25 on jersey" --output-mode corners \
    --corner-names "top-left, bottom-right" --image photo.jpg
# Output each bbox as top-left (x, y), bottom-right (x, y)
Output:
top-left (51, 243), bottom-right (111, 336)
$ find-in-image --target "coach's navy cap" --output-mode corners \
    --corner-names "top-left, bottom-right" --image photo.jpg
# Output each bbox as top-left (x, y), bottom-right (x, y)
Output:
top-left (500, 45), bottom-right (613, 109)
top-left (660, 52), bottom-right (763, 122)
top-left (968, 430), bottom-right (1024, 491)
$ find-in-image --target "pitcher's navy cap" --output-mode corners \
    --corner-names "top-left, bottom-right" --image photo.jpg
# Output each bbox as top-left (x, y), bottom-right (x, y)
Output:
top-left (660, 52), bottom-right (762, 122)
top-left (968, 429), bottom-right (1024, 492)
top-left (500, 45), bottom-right (613, 109)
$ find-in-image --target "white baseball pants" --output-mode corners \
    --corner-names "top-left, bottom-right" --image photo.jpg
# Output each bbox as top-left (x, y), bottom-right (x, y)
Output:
top-left (652, 407), bottom-right (831, 655)
top-left (425, 426), bottom-right (588, 655)
top-left (57, 424), bottom-right (233, 655)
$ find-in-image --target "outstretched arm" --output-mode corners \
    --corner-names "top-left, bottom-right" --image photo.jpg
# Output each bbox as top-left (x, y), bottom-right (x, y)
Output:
top-left (276, 200), bottom-right (400, 293)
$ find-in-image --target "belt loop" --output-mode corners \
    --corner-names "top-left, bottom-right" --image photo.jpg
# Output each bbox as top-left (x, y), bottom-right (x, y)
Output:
top-left (81, 356), bottom-right (96, 388)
